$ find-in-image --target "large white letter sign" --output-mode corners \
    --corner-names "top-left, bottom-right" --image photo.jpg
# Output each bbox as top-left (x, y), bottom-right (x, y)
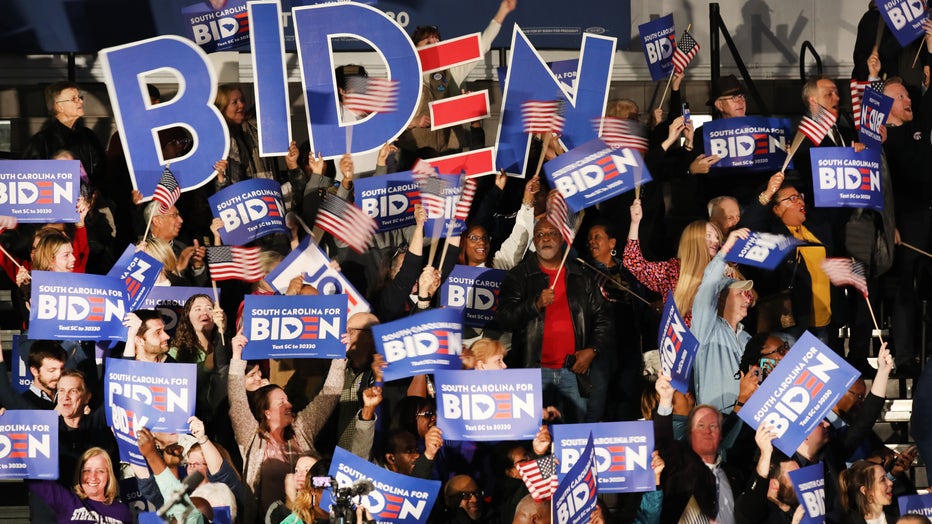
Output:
top-left (495, 28), bottom-right (616, 177)
top-left (293, 3), bottom-right (421, 159)
top-left (101, 36), bottom-right (230, 195)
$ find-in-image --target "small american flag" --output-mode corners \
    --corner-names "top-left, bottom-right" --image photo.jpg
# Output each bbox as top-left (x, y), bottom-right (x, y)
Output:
top-left (798, 105), bottom-right (837, 145)
top-left (672, 30), bottom-right (700, 74)
top-left (206, 246), bottom-right (264, 282)
top-left (411, 159), bottom-right (437, 185)
top-left (546, 191), bottom-right (579, 244)
top-left (849, 79), bottom-right (869, 128)
top-left (453, 178), bottom-right (477, 222)
top-left (522, 100), bottom-right (565, 135)
top-left (821, 257), bottom-right (868, 297)
top-left (153, 166), bottom-right (181, 215)
top-left (515, 455), bottom-right (558, 502)
top-left (315, 194), bottom-right (378, 254)
top-left (343, 77), bottom-right (399, 114)
top-left (593, 116), bottom-right (649, 153)
top-left (418, 176), bottom-right (447, 218)
top-left (869, 79), bottom-right (887, 94)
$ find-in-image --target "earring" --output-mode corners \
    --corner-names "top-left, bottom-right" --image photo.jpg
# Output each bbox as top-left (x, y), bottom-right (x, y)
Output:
top-left (611, 248), bottom-right (617, 257)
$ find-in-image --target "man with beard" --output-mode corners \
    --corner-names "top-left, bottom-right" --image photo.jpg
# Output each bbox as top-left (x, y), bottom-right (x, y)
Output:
top-left (21, 340), bottom-right (67, 409)
top-left (736, 423), bottom-right (801, 524)
top-left (126, 309), bottom-right (174, 363)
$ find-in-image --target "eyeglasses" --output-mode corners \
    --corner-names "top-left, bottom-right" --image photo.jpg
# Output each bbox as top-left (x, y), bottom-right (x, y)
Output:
top-left (56, 95), bottom-right (85, 104)
top-left (777, 192), bottom-right (805, 205)
top-left (186, 462), bottom-right (207, 469)
top-left (457, 490), bottom-right (482, 501)
top-left (845, 389), bottom-right (866, 401)
top-left (534, 231), bottom-right (561, 240)
top-left (416, 410), bottom-right (436, 418)
top-left (467, 234), bottom-right (490, 243)
top-left (761, 341), bottom-right (790, 358)
top-left (718, 94), bottom-right (745, 102)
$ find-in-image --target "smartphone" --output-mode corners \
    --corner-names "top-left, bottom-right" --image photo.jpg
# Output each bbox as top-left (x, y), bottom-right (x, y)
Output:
top-left (682, 103), bottom-right (691, 124)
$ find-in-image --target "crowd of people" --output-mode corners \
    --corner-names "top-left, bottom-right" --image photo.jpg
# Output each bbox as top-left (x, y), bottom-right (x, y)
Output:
top-left (0, 0), bottom-right (931, 523)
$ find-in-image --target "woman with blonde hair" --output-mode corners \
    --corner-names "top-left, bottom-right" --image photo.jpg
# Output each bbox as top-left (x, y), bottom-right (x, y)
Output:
top-left (29, 446), bottom-right (133, 523)
top-left (469, 338), bottom-right (507, 370)
top-left (215, 84), bottom-right (279, 189)
top-left (624, 199), bottom-right (727, 325)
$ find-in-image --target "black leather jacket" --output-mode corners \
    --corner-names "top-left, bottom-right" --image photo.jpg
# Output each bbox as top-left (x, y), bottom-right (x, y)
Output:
top-left (496, 255), bottom-right (614, 368)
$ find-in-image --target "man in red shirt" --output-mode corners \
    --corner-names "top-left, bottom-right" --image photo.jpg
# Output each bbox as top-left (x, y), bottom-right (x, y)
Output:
top-left (496, 218), bottom-right (614, 423)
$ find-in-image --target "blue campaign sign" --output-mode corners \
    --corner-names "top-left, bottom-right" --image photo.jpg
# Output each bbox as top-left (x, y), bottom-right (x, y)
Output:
top-left (657, 293), bottom-right (698, 394)
top-left (0, 160), bottom-right (80, 223)
top-left (29, 271), bottom-right (128, 341)
top-left (738, 331), bottom-right (860, 455)
top-left (544, 139), bottom-right (653, 213)
top-left (495, 27), bottom-right (615, 178)
top-left (439, 265), bottom-right (506, 328)
top-left (323, 447), bottom-right (441, 524)
top-left (265, 236), bottom-right (371, 318)
top-left (878, 0), bottom-right (929, 46)
top-left (182, 0), bottom-right (250, 53)
top-left (424, 175), bottom-right (467, 238)
top-left (724, 232), bottom-right (799, 271)
top-left (373, 308), bottom-right (463, 382)
top-left (355, 172), bottom-right (421, 232)
top-left (11, 335), bottom-right (30, 395)
top-left (140, 286), bottom-right (215, 338)
top-left (105, 359), bottom-right (197, 434)
top-left (811, 147), bottom-right (883, 211)
top-left (553, 433), bottom-right (598, 524)
top-left (638, 14), bottom-right (676, 81)
top-left (787, 463), bottom-right (825, 524)
top-left (898, 493), bottom-right (932, 518)
top-left (242, 294), bottom-right (347, 359)
top-left (121, 475), bottom-right (157, 514)
top-left (548, 59), bottom-right (580, 92)
top-left (859, 87), bottom-right (894, 150)
top-left (0, 410), bottom-right (58, 480)
top-left (107, 245), bottom-right (164, 311)
top-left (209, 178), bottom-right (288, 245)
top-left (434, 368), bottom-right (541, 441)
top-left (294, 3), bottom-right (422, 160)
top-left (109, 393), bottom-right (147, 468)
top-left (101, 36), bottom-right (229, 197)
top-left (553, 421), bottom-right (654, 494)
top-left (702, 116), bottom-right (794, 172)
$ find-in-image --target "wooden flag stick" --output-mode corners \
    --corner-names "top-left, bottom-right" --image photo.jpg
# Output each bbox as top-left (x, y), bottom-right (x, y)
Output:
top-left (550, 210), bottom-right (585, 289)
top-left (659, 23), bottom-right (690, 110)
top-left (901, 241), bottom-right (932, 259)
top-left (533, 132), bottom-right (554, 180)
top-left (345, 125), bottom-right (353, 156)
top-left (0, 244), bottom-right (21, 270)
top-left (211, 279), bottom-right (225, 346)
top-left (426, 225), bottom-right (443, 269)
top-left (873, 17), bottom-right (885, 52)
top-left (864, 293), bottom-right (884, 345)
top-left (437, 218), bottom-right (458, 271)
top-left (781, 132), bottom-right (807, 173)
top-left (141, 213), bottom-right (154, 243)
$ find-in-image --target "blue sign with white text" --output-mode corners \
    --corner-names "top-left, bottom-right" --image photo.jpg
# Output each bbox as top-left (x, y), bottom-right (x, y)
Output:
top-left (105, 359), bottom-right (197, 433)
top-left (701, 116), bottom-right (794, 171)
top-left (323, 447), bottom-right (441, 524)
top-left (439, 265), bottom-right (506, 328)
top-left (657, 293), bottom-right (698, 393)
top-left (788, 463), bottom-right (825, 524)
top-left (29, 271), bottom-right (128, 341)
top-left (877, 0), bottom-right (929, 46)
top-left (424, 175), bottom-right (466, 238)
top-left (0, 410), bottom-right (58, 479)
top-left (898, 493), bottom-right (932, 519)
top-left (373, 308), bottom-right (463, 382)
top-left (553, 434), bottom-right (598, 524)
top-left (724, 232), bottom-right (799, 271)
top-left (859, 87), bottom-right (893, 150)
top-left (355, 172), bottom-right (421, 232)
top-left (434, 368), bottom-right (541, 441)
top-left (544, 139), bottom-right (652, 213)
top-left (209, 178), bottom-right (288, 245)
top-left (738, 331), bottom-right (860, 455)
top-left (0, 160), bottom-right (80, 223)
top-left (638, 15), bottom-right (676, 81)
top-left (553, 421), bottom-right (654, 493)
top-left (810, 147), bottom-right (883, 211)
top-left (182, 0), bottom-right (250, 53)
top-left (107, 245), bottom-right (164, 311)
top-left (242, 294), bottom-right (347, 359)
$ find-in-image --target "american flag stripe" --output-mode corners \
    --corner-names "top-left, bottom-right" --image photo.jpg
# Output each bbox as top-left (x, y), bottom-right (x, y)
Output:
top-left (594, 116), bottom-right (649, 153)
top-left (418, 176), bottom-right (447, 218)
top-left (453, 178), bottom-right (477, 222)
top-left (547, 191), bottom-right (577, 244)
top-left (798, 105), bottom-right (837, 144)
top-left (672, 30), bottom-right (700, 74)
top-left (315, 194), bottom-right (378, 254)
top-left (821, 257), bottom-right (868, 297)
top-left (522, 100), bottom-right (565, 135)
top-left (343, 77), bottom-right (399, 114)
top-left (515, 455), bottom-right (558, 502)
top-left (850, 79), bottom-right (869, 130)
top-left (153, 166), bottom-right (181, 215)
top-left (206, 246), bottom-right (265, 282)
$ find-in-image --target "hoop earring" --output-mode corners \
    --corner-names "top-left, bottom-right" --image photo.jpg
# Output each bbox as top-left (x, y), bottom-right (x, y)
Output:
top-left (611, 249), bottom-right (617, 257)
